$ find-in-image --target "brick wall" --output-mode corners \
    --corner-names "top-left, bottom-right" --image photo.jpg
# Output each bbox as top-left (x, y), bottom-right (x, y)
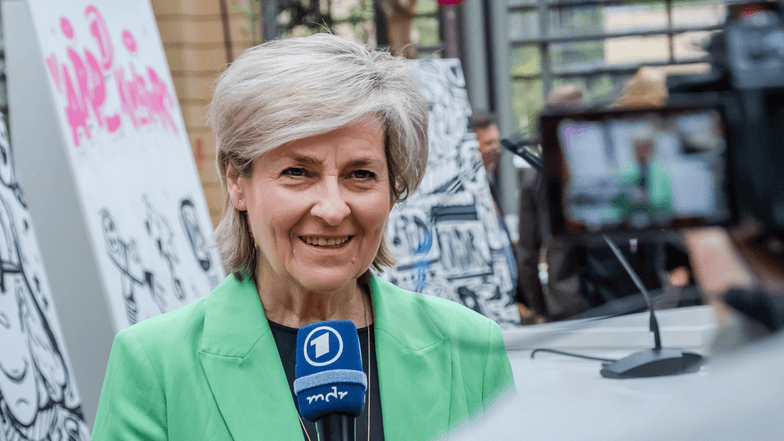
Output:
top-left (150, 0), bottom-right (261, 227)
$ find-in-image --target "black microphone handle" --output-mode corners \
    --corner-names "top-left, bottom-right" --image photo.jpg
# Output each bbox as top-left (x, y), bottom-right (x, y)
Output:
top-left (317, 414), bottom-right (355, 441)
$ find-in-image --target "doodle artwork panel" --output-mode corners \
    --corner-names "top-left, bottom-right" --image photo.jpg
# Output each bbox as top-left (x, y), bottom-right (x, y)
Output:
top-left (381, 59), bottom-right (520, 327)
top-left (27, 0), bottom-right (223, 329)
top-left (0, 118), bottom-right (91, 440)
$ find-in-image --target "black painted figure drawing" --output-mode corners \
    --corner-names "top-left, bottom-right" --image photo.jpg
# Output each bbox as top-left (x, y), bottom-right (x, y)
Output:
top-left (0, 118), bottom-right (90, 440)
top-left (100, 195), bottom-right (222, 326)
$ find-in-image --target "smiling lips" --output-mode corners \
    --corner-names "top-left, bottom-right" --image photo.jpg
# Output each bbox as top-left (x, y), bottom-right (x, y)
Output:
top-left (300, 236), bottom-right (353, 248)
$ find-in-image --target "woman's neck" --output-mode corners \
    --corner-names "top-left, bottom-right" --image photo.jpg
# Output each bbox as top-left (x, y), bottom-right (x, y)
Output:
top-left (255, 268), bottom-right (373, 329)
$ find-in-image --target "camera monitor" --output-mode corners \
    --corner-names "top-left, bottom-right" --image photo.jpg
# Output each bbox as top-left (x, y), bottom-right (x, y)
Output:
top-left (540, 104), bottom-right (737, 238)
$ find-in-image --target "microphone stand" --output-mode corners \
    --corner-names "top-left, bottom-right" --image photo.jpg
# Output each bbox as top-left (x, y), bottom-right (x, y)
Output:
top-left (598, 235), bottom-right (704, 378)
top-left (501, 136), bottom-right (705, 378)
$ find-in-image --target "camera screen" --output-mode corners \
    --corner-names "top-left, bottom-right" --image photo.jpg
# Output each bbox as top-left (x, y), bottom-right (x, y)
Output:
top-left (543, 106), bottom-right (734, 236)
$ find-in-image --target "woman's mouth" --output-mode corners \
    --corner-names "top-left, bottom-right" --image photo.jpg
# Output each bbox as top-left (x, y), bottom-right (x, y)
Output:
top-left (299, 236), bottom-right (353, 248)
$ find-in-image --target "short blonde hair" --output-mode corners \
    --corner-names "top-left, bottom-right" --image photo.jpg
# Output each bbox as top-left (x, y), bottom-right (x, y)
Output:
top-left (207, 33), bottom-right (429, 278)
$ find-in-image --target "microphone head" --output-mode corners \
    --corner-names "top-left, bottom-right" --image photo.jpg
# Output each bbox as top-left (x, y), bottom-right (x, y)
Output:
top-left (294, 320), bottom-right (367, 422)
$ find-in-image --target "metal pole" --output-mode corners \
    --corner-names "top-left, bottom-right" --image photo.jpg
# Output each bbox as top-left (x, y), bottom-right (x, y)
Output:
top-left (443, 5), bottom-right (460, 59)
top-left (488, 0), bottom-right (519, 224)
top-left (459, 0), bottom-right (491, 110)
top-left (262, 0), bottom-right (280, 42)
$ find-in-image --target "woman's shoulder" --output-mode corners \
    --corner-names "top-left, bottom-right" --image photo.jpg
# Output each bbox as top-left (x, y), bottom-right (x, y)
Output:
top-left (114, 292), bottom-right (210, 351)
top-left (114, 275), bottom-right (244, 351)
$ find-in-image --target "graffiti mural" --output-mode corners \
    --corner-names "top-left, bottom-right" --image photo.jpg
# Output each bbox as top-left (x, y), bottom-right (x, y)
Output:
top-left (381, 59), bottom-right (520, 327)
top-left (180, 198), bottom-right (222, 289)
top-left (0, 119), bottom-right (90, 440)
top-left (143, 197), bottom-right (185, 303)
top-left (100, 208), bottom-right (164, 325)
top-left (99, 195), bottom-right (223, 326)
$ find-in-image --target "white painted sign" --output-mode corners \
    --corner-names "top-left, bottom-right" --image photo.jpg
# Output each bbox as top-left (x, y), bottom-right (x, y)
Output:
top-left (21, 0), bottom-right (223, 330)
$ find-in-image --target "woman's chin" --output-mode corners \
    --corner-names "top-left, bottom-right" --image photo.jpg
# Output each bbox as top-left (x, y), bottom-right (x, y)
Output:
top-left (290, 271), bottom-right (360, 294)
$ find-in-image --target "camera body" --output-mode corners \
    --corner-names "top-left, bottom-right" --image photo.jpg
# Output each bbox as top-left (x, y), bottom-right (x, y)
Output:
top-left (669, 1), bottom-right (784, 235)
top-left (542, 1), bottom-right (784, 239)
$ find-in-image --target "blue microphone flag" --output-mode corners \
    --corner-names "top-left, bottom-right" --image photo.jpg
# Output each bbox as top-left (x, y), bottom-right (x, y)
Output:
top-left (294, 320), bottom-right (367, 421)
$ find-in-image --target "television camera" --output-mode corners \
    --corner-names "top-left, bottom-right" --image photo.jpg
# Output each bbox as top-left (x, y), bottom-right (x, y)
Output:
top-left (504, 1), bottom-right (784, 378)
top-left (507, 1), bottom-right (784, 242)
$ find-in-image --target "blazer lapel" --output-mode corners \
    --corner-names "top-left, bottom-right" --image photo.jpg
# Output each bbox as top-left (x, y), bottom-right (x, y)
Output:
top-left (371, 277), bottom-right (452, 441)
top-left (198, 277), bottom-right (304, 441)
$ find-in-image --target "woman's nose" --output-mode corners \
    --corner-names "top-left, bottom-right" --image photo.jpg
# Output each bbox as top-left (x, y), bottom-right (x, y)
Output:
top-left (310, 178), bottom-right (351, 225)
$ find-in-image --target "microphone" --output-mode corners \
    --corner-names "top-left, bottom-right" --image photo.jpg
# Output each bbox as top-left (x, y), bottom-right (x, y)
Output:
top-left (500, 136), bottom-right (543, 172)
top-left (294, 320), bottom-right (367, 441)
top-left (597, 235), bottom-right (704, 378)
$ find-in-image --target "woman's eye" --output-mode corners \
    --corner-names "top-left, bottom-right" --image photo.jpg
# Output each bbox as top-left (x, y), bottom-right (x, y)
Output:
top-left (282, 167), bottom-right (308, 178)
top-left (349, 170), bottom-right (376, 180)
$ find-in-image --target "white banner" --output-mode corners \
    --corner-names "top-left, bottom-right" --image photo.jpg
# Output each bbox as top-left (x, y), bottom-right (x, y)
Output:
top-left (27, 0), bottom-right (223, 329)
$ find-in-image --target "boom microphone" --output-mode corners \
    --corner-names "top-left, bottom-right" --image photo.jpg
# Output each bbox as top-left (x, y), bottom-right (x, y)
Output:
top-left (500, 136), bottom-right (543, 172)
top-left (295, 320), bottom-right (367, 441)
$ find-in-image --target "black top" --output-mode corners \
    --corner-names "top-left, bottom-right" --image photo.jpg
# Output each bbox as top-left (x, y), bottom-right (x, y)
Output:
top-left (268, 320), bottom-right (385, 441)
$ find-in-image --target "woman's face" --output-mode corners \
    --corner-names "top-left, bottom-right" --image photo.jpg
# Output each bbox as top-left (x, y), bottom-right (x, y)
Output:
top-left (229, 118), bottom-right (392, 293)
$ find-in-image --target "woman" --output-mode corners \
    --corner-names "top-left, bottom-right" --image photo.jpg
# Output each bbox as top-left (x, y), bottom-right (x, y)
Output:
top-left (92, 33), bottom-right (515, 441)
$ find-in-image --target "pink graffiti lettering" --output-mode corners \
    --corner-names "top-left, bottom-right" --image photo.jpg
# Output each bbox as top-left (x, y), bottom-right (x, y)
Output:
top-left (46, 54), bottom-right (62, 93)
top-left (45, 5), bottom-right (179, 147)
top-left (60, 17), bottom-right (74, 40)
top-left (86, 5), bottom-right (113, 71)
top-left (115, 64), bottom-right (146, 128)
top-left (84, 51), bottom-right (121, 132)
top-left (122, 29), bottom-right (137, 55)
top-left (62, 55), bottom-right (90, 146)
top-left (58, 46), bottom-right (121, 146)
top-left (147, 68), bottom-right (178, 134)
top-left (115, 64), bottom-right (178, 135)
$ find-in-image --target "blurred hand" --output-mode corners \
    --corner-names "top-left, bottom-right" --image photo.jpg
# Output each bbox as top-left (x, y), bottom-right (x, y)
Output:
top-left (517, 303), bottom-right (546, 325)
top-left (683, 227), bottom-right (754, 296)
top-left (668, 265), bottom-right (690, 287)
top-left (683, 227), bottom-right (754, 324)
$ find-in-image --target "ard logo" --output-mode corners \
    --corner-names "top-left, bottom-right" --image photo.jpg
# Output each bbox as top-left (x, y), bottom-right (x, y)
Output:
top-left (303, 326), bottom-right (344, 367)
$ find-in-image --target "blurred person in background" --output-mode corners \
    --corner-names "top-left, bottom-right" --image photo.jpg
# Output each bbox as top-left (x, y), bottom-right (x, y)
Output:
top-left (382, 0), bottom-right (420, 59)
top-left (92, 34), bottom-right (514, 441)
top-left (468, 111), bottom-right (526, 322)
top-left (612, 125), bottom-right (676, 223)
top-left (517, 84), bottom-right (587, 323)
top-left (469, 110), bottom-right (503, 179)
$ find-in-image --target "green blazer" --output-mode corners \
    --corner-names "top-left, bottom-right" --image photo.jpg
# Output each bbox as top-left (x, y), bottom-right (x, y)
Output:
top-left (92, 275), bottom-right (515, 441)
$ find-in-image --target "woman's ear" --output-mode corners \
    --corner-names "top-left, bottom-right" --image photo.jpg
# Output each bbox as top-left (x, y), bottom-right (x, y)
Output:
top-left (225, 163), bottom-right (248, 211)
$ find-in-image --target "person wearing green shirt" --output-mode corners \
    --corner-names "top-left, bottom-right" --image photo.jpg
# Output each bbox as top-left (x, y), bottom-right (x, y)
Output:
top-left (613, 136), bottom-right (675, 225)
